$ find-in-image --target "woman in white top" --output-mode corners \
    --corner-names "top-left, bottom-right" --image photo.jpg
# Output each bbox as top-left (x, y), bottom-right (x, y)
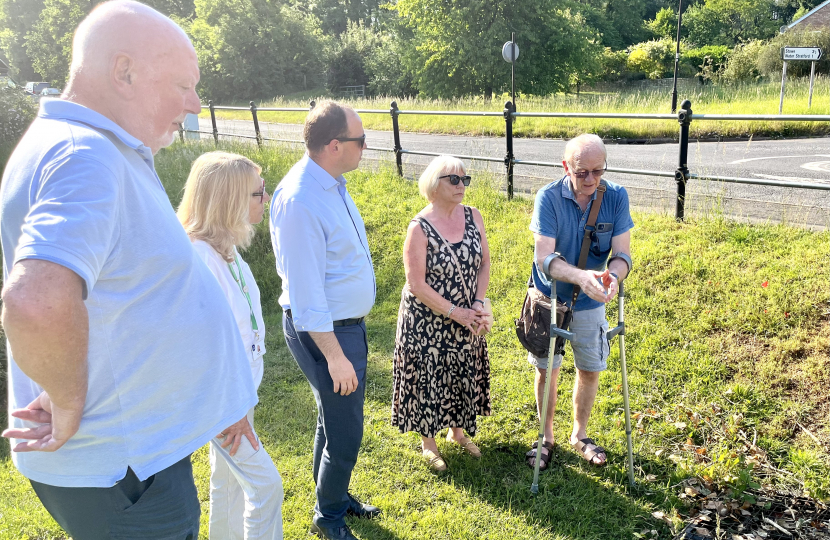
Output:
top-left (177, 151), bottom-right (283, 540)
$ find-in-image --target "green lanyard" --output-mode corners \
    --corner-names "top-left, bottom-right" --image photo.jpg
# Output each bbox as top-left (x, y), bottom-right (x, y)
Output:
top-left (227, 254), bottom-right (259, 334)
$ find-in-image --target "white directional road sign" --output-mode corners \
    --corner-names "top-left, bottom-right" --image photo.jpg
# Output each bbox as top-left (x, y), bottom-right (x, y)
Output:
top-left (781, 47), bottom-right (823, 61)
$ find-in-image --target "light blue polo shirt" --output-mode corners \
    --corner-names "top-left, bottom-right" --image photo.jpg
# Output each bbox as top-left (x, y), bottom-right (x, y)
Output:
top-left (0, 100), bottom-right (257, 488)
top-left (530, 176), bottom-right (634, 312)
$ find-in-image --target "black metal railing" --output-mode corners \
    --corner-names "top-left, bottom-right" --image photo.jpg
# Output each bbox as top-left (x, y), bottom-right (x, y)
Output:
top-left (181, 99), bottom-right (830, 221)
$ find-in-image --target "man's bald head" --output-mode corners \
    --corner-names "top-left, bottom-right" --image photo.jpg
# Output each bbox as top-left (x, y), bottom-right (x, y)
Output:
top-left (563, 134), bottom-right (607, 166)
top-left (63, 1), bottom-right (201, 154)
top-left (68, 1), bottom-right (193, 86)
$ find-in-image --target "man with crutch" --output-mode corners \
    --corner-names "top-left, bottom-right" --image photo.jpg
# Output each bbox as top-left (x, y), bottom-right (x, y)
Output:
top-left (524, 134), bottom-right (633, 472)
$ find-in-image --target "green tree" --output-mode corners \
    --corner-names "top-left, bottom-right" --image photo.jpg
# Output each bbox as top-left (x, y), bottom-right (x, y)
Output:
top-left (187, 0), bottom-right (327, 102)
top-left (647, 6), bottom-right (677, 39)
top-left (575, 0), bottom-right (651, 49)
top-left (683, 0), bottom-right (779, 47)
top-left (396, 0), bottom-right (602, 99)
top-left (0, 0), bottom-right (45, 82)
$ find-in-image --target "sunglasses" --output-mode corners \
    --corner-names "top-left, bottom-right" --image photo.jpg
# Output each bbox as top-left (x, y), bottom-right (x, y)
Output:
top-left (251, 178), bottom-right (265, 203)
top-left (332, 134), bottom-right (367, 146)
top-left (439, 174), bottom-right (472, 186)
top-left (570, 162), bottom-right (608, 180)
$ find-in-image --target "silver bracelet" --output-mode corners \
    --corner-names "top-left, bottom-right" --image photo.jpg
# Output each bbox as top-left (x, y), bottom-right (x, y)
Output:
top-left (447, 304), bottom-right (457, 317)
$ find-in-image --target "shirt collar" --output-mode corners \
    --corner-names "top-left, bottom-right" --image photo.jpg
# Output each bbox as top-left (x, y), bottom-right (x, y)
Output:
top-left (560, 175), bottom-right (599, 202)
top-left (302, 153), bottom-right (345, 191)
top-left (38, 99), bottom-right (149, 153)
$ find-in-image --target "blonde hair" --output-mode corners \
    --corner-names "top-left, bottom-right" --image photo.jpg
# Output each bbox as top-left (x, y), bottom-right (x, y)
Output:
top-left (177, 152), bottom-right (262, 261)
top-left (563, 134), bottom-right (607, 166)
top-left (418, 155), bottom-right (466, 201)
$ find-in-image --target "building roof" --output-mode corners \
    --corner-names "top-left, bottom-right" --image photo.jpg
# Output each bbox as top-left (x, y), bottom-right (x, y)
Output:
top-left (788, 0), bottom-right (830, 30)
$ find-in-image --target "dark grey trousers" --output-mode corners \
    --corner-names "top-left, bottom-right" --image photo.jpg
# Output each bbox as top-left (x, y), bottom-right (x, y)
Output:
top-left (30, 455), bottom-right (200, 540)
top-left (282, 314), bottom-right (367, 529)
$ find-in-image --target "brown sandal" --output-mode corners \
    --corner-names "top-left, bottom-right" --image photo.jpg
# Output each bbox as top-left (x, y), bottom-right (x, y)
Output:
top-left (446, 433), bottom-right (481, 458)
top-left (423, 449), bottom-right (447, 471)
top-left (525, 440), bottom-right (555, 470)
top-left (571, 437), bottom-right (607, 466)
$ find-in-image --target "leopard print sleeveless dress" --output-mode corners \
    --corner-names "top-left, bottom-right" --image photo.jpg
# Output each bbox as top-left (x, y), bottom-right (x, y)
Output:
top-left (391, 206), bottom-right (491, 438)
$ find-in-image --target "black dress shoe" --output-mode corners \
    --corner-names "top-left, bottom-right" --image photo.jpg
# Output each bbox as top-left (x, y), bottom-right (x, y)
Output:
top-left (346, 492), bottom-right (381, 519)
top-left (309, 522), bottom-right (357, 540)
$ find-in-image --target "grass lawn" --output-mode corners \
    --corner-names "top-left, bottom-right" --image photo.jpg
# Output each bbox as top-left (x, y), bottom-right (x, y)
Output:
top-left (203, 78), bottom-right (830, 140)
top-left (0, 141), bottom-right (828, 539)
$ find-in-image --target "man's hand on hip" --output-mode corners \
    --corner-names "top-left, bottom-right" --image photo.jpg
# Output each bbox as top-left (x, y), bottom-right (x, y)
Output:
top-left (328, 356), bottom-right (358, 396)
top-left (2, 391), bottom-right (83, 452)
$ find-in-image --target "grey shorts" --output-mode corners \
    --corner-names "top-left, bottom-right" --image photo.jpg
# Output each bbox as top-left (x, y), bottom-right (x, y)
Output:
top-left (527, 305), bottom-right (610, 372)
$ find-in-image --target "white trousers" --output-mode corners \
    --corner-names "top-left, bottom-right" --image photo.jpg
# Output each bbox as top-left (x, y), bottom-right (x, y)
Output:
top-left (209, 407), bottom-right (284, 540)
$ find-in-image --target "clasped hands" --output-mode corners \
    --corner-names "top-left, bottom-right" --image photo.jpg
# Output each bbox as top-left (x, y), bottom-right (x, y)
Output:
top-left (451, 304), bottom-right (491, 336)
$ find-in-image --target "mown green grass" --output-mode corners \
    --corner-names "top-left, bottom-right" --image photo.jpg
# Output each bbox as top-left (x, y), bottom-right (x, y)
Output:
top-left (0, 141), bottom-right (827, 539)
top-left (203, 78), bottom-right (830, 140)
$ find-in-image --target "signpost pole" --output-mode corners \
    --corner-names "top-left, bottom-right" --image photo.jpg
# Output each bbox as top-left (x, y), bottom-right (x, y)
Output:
top-left (779, 61), bottom-right (787, 115)
top-left (808, 60), bottom-right (816, 109)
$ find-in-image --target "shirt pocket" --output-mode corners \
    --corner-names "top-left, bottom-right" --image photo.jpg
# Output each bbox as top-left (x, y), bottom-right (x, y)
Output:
top-left (590, 223), bottom-right (613, 257)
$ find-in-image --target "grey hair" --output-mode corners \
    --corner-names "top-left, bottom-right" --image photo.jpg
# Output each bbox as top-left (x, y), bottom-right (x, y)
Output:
top-left (563, 134), bottom-right (607, 165)
top-left (418, 155), bottom-right (466, 201)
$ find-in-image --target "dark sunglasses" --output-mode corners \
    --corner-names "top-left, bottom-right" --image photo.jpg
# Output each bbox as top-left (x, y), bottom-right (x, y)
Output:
top-left (251, 178), bottom-right (265, 203)
top-left (571, 161), bottom-right (608, 180)
top-left (439, 174), bottom-right (472, 186)
top-left (332, 134), bottom-right (366, 146)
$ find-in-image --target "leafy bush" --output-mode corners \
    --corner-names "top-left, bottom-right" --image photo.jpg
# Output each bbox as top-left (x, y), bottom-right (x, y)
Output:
top-left (0, 86), bottom-right (37, 172)
top-left (626, 38), bottom-right (675, 79)
top-left (683, 45), bottom-right (731, 76)
top-left (721, 40), bottom-right (765, 82)
top-left (757, 29), bottom-right (830, 79)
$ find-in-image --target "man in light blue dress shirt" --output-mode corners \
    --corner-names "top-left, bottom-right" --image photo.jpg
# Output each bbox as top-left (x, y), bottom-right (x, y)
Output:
top-left (0, 3), bottom-right (256, 538)
top-left (270, 101), bottom-right (379, 540)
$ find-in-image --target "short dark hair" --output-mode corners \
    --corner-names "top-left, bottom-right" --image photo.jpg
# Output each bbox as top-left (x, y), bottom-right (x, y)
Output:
top-left (303, 101), bottom-right (352, 153)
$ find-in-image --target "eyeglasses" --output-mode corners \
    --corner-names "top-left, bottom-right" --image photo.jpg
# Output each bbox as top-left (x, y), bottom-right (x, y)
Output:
top-left (251, 179), bottom-right (265, 203)
top-left (333, 134), bottom-right (366, 146)
top-left (439, 174), bottom-right (472, 186)
top-left (570, 162), bottom-right (607, 180)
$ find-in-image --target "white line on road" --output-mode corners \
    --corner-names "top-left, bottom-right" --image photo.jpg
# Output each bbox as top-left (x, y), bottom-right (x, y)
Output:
top-left (801, 161), bottom-right (830, 173)
top-left (752, 173), bottom-right (830, 184)
top-left (730, 154), bottom-right (830, 164)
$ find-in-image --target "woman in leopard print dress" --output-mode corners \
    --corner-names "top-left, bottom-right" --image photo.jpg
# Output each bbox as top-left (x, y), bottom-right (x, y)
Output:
top-left (391, 156), bottom-right (492, 471)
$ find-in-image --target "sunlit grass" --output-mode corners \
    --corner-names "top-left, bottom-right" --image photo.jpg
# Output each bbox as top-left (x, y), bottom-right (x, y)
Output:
top-left (202, 78), bottom-right (830, 140)
top-left (1, 141), bottom-right (827, 539)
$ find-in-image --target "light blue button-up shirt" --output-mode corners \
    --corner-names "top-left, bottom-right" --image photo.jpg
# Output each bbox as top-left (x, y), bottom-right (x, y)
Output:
top-left (0, 100), bottom-right (257, 487)
top-left (269, 154), bottom-right (376, 332)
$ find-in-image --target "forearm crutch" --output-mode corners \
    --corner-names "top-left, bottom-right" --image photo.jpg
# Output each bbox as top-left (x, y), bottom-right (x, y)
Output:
top-left (531, 279), bottom-right (634, 494)
top-left (606, 279), bottom-right (635, 486)
top-left (531, 279), bottom-right (574, 494)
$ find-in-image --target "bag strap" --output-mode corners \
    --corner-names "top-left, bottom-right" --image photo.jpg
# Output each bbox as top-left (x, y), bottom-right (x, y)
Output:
top-left (416, 210), bottom-right (473, 306)
top-left (570, 180), bottom-right (607, 306)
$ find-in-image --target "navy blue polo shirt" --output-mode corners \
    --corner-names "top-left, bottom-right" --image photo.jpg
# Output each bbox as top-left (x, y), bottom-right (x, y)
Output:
top-left (530, 176), bottom-right (634, 312)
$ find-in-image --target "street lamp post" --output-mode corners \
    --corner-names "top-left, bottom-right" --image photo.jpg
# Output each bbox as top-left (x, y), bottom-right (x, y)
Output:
top-left (670, 0), bottom-right (684, 114)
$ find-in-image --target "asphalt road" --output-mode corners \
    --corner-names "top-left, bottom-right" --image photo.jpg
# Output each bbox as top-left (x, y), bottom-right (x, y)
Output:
top-left (198, 118), bottom-right (830, 228)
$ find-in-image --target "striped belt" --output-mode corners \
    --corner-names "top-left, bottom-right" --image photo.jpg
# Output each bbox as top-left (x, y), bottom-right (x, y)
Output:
top-left (285, 309), bottom-right (364, 327)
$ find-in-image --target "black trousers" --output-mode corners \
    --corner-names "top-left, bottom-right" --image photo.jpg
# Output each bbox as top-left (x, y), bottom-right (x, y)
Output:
top-left (30, 455), bottom-right (200, 540)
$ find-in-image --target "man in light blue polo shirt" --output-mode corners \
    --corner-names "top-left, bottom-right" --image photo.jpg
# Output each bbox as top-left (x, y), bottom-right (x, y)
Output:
top-left (270, 101), bottom-right (380, 540)
top-left (524, 134), bottom-right (634, 472)
top-left (0, 3), bottom-right (256, 538)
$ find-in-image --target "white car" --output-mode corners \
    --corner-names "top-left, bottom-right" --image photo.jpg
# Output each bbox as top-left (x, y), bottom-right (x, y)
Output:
top-left (40, 87), bottom-right (61, 99)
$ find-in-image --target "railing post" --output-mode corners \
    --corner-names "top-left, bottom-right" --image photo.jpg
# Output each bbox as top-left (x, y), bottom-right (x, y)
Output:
top-left (390, 101), bottom-right (403, 177)
top-left (504, 100), bottom-right (515, 200)
top-left (250, 101), bottom-right (263, 148)
top-left (208, 100), bottom-right (218, 145)
top-left (309, 100), bottom-right (316, 110)
top-left (177, 122), bottom-right (184, 143)
top-left (675, 99), bottom-right (692, 222)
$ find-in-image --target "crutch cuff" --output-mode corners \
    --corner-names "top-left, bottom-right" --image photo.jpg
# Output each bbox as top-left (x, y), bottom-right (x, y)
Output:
top-left (608, 252), bottom-right (632, 276)
top-left (542, 252), bottom-right (567, 278)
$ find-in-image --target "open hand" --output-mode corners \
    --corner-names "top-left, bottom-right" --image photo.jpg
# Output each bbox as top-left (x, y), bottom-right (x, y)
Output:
top-left (2, 391), bottom-right (83, 452)
top-left (580, 270), bottom-right (614, 303)
top-left (218, 415), bottom-right (258, 457)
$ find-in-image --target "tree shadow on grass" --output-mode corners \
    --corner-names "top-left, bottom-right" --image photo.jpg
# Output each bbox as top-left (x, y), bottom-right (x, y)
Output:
top-left (436, 440), bottom-right (674, 540)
